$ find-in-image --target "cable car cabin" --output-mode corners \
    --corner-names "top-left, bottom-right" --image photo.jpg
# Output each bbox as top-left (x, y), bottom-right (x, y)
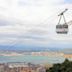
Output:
top-left (56, 9), bottom-right (68, 34)
top-left (56, 24), bottom-right (68, 34)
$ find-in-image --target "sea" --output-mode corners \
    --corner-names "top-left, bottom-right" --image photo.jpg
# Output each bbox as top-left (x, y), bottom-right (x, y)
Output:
top-left (0, 55), bottom-right (72, 64)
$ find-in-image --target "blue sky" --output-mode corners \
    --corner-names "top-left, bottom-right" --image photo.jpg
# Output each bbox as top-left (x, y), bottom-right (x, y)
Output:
top-left (0, 0), bottom-right (72, 50)
top-left (65, 0), bottom-right (72, 3)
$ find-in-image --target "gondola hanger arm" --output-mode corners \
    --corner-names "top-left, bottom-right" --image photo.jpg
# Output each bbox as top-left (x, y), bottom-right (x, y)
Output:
top-left (58, 9), bottom-right (68, 16)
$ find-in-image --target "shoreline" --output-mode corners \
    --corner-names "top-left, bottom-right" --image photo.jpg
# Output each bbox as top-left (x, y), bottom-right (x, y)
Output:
top-left (0, 52), bottom-right (72, 58)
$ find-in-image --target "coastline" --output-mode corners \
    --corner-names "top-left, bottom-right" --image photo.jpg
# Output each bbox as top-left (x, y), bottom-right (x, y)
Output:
top-left (0, 52), bottom-right (72, 58)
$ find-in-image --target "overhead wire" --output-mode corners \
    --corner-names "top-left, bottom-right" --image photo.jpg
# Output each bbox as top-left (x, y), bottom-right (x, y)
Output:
top-left (3, 8), bottom-right (72, 49)
top-left (7, 9), bottom-right (64, 48)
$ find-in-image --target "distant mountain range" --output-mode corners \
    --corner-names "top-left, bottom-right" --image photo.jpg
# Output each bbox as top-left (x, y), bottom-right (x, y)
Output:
top-left (0, 45), bottom-right (72, 54)
top-left (0, 45), bottom-right (50, 51)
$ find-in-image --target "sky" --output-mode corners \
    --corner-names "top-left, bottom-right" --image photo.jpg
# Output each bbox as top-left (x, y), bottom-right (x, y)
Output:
top-left (0, 0), bottom-right (72, 50)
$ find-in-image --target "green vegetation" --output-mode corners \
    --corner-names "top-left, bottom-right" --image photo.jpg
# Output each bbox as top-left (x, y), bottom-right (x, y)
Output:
top-left (46, 59), bottom-right (72, 72)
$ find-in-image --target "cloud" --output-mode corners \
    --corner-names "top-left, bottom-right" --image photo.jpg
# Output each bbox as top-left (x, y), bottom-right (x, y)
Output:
top-left (0, 0), bottom-right (72, 47)
top-left (18, 0), bottom-right (64, 6)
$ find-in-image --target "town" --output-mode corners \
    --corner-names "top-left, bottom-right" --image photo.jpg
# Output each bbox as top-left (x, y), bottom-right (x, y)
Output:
top-left (0, 62), bottom-right (52, 72)
top-left (0, 50), bottom-right (72, 58)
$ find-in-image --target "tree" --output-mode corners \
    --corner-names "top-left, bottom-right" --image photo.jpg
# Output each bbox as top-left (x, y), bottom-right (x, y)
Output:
top-left (46, 59), bottom-right (72, 72)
